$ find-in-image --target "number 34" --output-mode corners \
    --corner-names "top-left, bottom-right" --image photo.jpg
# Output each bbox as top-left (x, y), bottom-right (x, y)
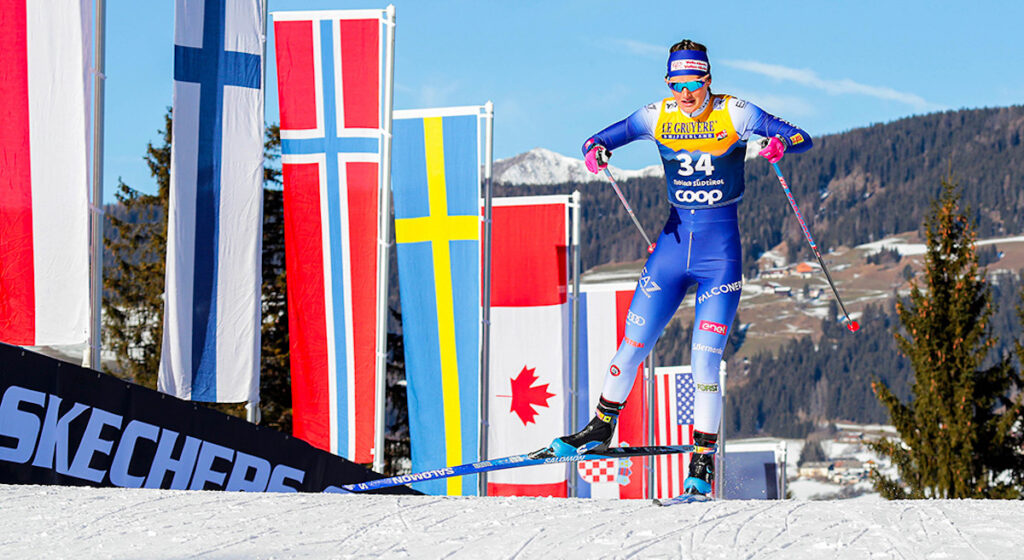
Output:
top-left (676, 153), bottom-right (714, 176)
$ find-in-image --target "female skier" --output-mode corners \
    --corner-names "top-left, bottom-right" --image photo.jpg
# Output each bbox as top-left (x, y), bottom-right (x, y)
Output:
top-left (538, 39), bottom-right (813, 497)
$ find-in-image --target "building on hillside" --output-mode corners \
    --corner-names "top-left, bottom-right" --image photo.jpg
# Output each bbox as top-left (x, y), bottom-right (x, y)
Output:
top-left (798, 461), bottom-right (832, 479)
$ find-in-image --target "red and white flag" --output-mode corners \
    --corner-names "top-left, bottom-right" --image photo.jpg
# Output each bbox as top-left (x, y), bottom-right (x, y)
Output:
top-left (0, 0), bottom-right (89, 346)
top-left (575, 282), bottom-right (648, 499)
top-left (653, 366), bottom-right (697, 500)
top-left (487, 196), bottom-right (570, 497)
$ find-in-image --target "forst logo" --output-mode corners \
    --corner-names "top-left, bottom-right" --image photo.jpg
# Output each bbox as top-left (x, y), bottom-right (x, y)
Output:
top-left (699, 320), bottom-right (728, 336)
top-left (674, 189), bottom-right (723, 205)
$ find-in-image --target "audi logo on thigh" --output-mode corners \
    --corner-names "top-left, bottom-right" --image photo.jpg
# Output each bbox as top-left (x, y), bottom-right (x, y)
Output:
top-left (674, 189), bottom-right (723, 204)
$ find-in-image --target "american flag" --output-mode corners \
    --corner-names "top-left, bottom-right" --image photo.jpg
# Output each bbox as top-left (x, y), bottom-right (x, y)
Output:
top-left (654, 367), bottom-right (696, 499)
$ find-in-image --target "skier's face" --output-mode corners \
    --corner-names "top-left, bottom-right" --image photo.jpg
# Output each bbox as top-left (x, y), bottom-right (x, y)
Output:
top-left (667, 74), bottom-right (710, 113)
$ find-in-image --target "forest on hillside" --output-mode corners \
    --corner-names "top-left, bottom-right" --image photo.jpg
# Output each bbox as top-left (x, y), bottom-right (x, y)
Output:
top-left (719, 271), bottom-right (1023, 438)
top-left (497, 106), bottom-right (1024, 278)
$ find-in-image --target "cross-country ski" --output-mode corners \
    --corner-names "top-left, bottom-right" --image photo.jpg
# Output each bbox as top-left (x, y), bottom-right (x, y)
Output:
top-left (343, 445), bottom-right (697, 492)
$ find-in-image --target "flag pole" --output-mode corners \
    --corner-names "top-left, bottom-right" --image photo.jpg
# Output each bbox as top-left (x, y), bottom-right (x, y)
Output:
top-left (373, 4), bottom-right (397, 475)
top-left (246, 0), bottom-right (269, 425)
top-left (568, 190), bottom-right (581, 498)
top-left (86, 0), bottom-right (106, 371)
top-left (478, 101), bottom-right (494, 497)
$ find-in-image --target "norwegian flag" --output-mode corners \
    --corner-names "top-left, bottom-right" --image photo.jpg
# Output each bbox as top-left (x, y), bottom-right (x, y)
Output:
top-left (653, 366), bottom-right (696, 500)
top-left (271, 9), bottom-right (394, 463)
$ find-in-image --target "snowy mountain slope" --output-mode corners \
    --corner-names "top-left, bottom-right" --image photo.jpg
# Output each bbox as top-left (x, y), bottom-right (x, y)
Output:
top-left (492, 147), bottom-right (661, 185)
top-left (492, 143), bottom-right (766, 185)
top-left (4, 484), bottom-right (1022, 559)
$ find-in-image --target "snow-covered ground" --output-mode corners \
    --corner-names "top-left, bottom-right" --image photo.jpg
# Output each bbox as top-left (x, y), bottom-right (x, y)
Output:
top-left (857, 233), bottom-right (1024, 257)
top-left (3, 484), bottom-right (1023, 559)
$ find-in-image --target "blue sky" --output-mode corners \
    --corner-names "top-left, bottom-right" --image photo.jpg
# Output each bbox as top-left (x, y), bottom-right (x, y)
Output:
top-left (104, 0), bottom-right (1024, 201)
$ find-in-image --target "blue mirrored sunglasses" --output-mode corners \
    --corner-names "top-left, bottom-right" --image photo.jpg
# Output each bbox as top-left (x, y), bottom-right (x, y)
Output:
top-left (668, 79), bottom-right (708, 93)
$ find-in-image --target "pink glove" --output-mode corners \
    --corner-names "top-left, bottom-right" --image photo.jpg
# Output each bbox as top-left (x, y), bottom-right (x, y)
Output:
top-left (758, 136), bottom-right (786, 163)
top-left (584, 143), bottom-right (611, 174)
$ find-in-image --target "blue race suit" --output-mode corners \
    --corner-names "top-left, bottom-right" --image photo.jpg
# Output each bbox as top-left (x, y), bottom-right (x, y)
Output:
top-left (584, 92), bottom-right (812, 435)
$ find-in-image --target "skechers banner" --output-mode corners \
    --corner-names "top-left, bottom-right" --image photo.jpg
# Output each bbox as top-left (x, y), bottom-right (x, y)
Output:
top-left (0, 344), bottom-right (415, 495)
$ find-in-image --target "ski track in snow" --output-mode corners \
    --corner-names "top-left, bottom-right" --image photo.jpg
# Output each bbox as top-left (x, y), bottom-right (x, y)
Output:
top-left (3, 485), bottom-right (1024, 559)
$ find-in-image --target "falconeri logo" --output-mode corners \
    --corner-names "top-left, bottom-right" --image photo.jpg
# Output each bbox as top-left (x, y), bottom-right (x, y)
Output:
top-left (697, 280), bottom-right (742, 304)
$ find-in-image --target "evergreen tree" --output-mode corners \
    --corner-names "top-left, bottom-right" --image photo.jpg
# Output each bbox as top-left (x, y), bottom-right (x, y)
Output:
top-left (257, 124), bottom-right (292, 432)
top-left (104, 113), bottom-right (294, 429)
top-left (103, 109), bottom-right (171, 388)
top-left (870, 180), bottom-right (1023, 499)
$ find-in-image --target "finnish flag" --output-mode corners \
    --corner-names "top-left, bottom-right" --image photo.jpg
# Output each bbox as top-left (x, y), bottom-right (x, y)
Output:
top-left (159, 0), bottom-right (265, 404)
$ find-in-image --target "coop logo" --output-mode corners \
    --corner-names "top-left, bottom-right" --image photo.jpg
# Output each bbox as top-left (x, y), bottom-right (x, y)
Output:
top-left (697, 280), bottom-right (742, 304)
top-left (674, 189), bottom-right (723, 205)
top-left (638, 267), bottom-right (661, 297)
top-left (627, 311), bottom-right (645, 326)
top-left (698, 320), bottom-right (728, 336)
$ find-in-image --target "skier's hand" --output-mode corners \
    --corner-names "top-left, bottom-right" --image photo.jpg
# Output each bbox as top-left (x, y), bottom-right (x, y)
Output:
top-left (758, 136), bottom-right (786, 163)
top-left (584, 141), bottom-right (611, 174)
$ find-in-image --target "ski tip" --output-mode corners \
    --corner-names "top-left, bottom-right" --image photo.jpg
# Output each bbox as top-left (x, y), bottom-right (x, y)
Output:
top-left (847, 320), bottom-right (860, 332)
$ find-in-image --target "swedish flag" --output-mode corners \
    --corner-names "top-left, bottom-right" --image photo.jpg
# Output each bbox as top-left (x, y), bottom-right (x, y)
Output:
top-left (392, 108), bottom-right (486, 495)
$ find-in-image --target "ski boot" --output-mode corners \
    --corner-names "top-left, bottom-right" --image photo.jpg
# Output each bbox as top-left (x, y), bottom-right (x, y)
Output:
top-left (682, 431), bottom-right (718, 497)
top-left (529, 397), bottom-right (624, 459)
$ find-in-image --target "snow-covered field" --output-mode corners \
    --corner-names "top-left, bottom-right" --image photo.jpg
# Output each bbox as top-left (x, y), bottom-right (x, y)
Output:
top-left (4, 484), bottom-right (1023, 559)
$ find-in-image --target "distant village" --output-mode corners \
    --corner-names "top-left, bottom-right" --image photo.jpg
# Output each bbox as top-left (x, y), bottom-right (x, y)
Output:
top-left (794, 423), bottom-right (898, 491)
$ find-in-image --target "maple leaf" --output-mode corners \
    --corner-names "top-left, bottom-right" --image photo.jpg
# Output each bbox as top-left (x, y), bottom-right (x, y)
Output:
top-left (509, 365), bottom-right (555, 426)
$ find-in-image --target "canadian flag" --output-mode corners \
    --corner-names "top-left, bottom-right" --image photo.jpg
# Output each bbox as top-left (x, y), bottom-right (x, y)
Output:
top-left (0, 1), bottom-right (89, 346)
top-left (487, 196), bottom-right (570, 497)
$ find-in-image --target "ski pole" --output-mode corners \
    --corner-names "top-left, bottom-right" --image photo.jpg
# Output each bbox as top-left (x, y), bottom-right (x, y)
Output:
top-left (602, 167), bottom-right (657, 254)
top-left (768, 161), bottom-right (860, 332)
